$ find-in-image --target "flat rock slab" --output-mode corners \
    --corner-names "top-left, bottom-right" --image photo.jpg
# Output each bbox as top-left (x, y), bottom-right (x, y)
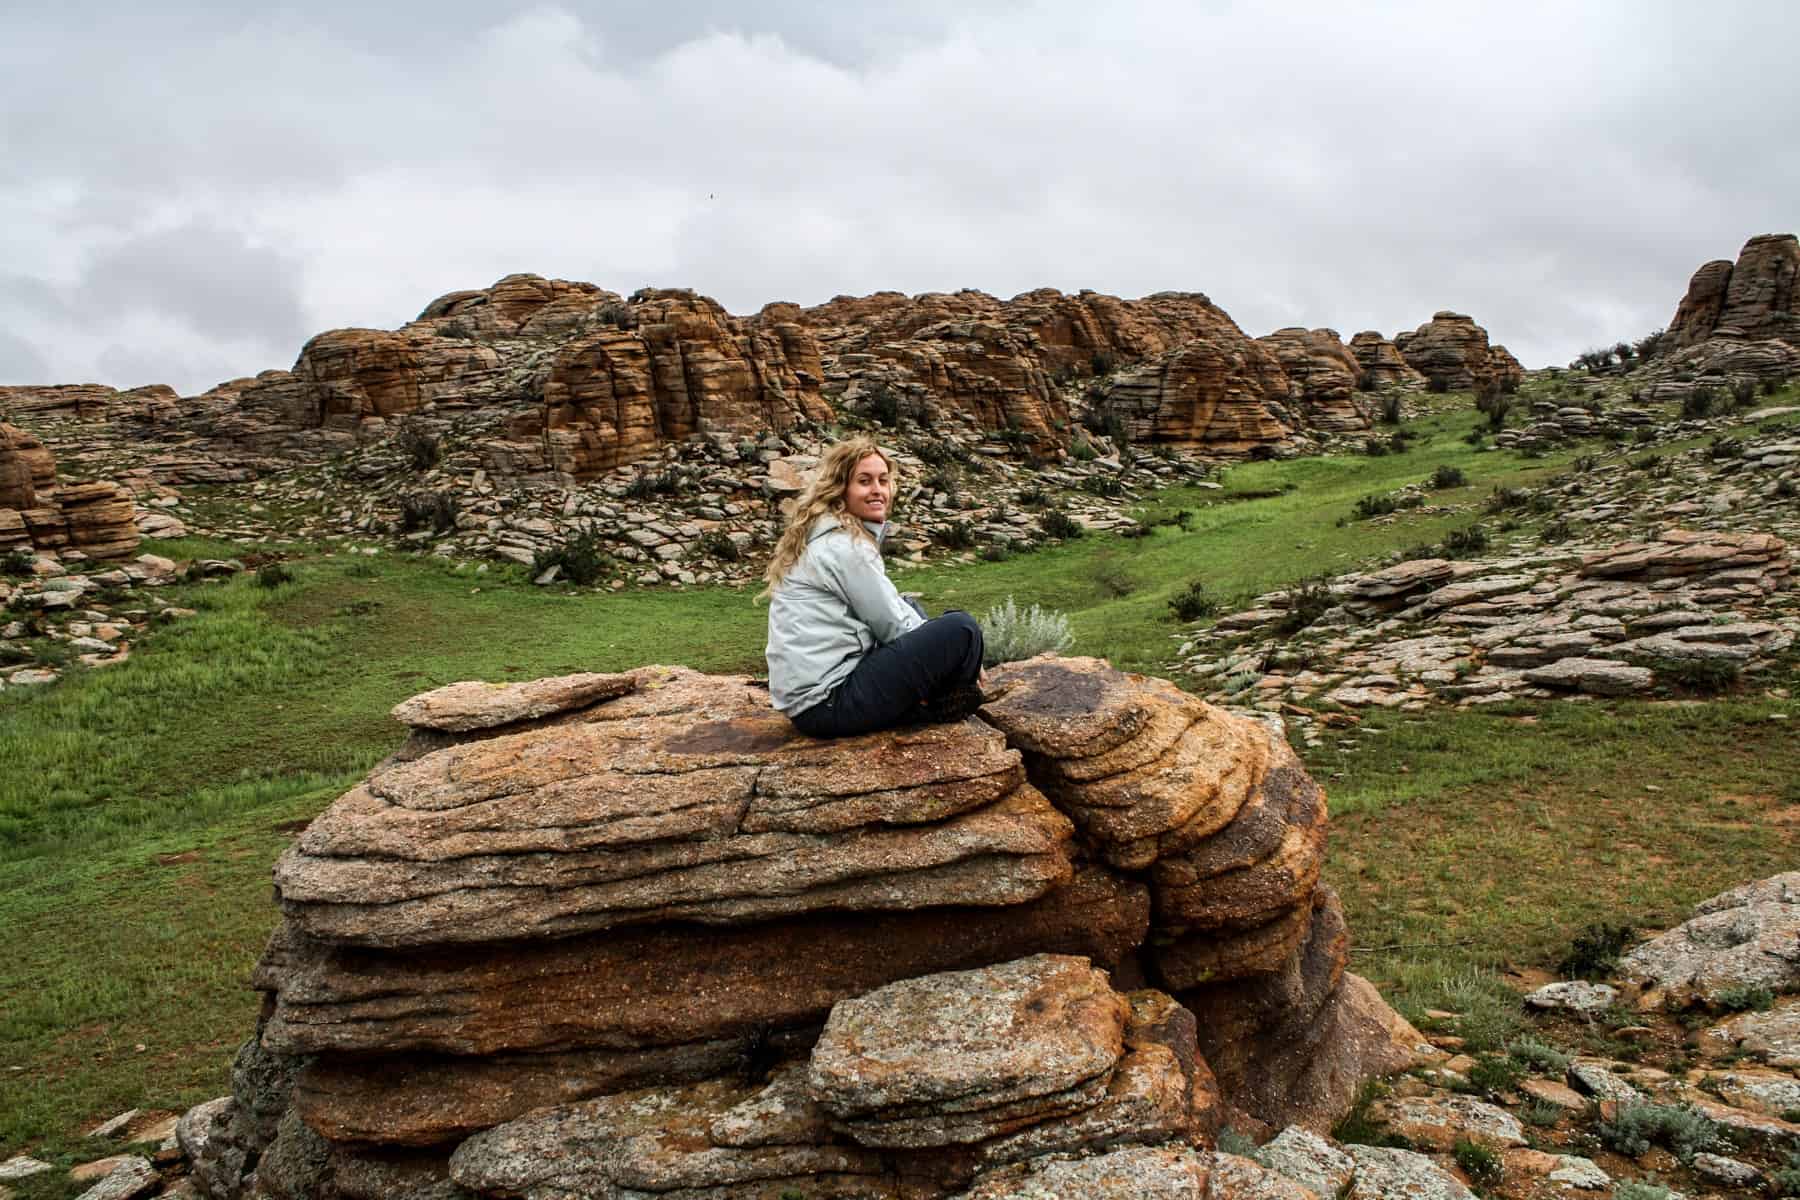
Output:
top-left (1704, 1001), bottom-right (1800, 1066)
top-left (1370, 1095), bottom-right (1526, 1150)
top-left (0, 1158), bottom-right (53, 1182)
top-left (954, 1145), bottom-right (1213, 1199)
top-left (389, 672), bottom-right (637, 731)
top-left (1520, 656), bottom-right (1653, 695)
top-left (808, 954), bottom-right (1128, 1128)
top-left (1206, 1153), bottom-right (1323, 1199)
top-left (73, 1158), bottom-right (158, 1200)
top-left (1343, 1145), bottom-right (1475, 1200)
top-left (1524, 981), bottom-right (1619, 1015)
top-left (1254, 1125), bottom-right (1354, 1196)
top-left (1621, 872), bottom-right (1800, 1008)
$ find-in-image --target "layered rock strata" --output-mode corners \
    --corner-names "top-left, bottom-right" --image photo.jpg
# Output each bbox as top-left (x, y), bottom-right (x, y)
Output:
top-left (0, 421), bottom-right (139, 560)
top-left (1254, 328), bottom-right (1371, 432)
top-left (194, 658), bottom-right (1422, 1198)
top-left (1347, 332), bottom-right (1425, 389)
top-left (1393, 312), bottom-right (1522, 393)
top-left (1669, 233), bottom-right (1800, 350)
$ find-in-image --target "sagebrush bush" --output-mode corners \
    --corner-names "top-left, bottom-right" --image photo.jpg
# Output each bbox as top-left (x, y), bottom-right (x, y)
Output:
top-left (254, 562), bottom-right (295, 589)
top-left (1558, 922), bottom-right (1634, 980)
top-left (980, 596), bottom-right (1074, 667)
top-left (1452, 1139), bottom-right (1503, 1188)
top-left (1429, 465), bottom-right (1467, 489)
top-left (1506, 1036), bottom-right (1572, 1075)
top-left (394, 418), bottom-right (440, 470)
top-left (1594, 1102), bottom-right (1722, 1162)
top-left (399, 491), bottom-right (458, 534)
top-left (1273, 577), bottom-right (1334, 638)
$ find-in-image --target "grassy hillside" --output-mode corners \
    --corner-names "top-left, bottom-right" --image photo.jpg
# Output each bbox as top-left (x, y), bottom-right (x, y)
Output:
top-left (2, 400), bottom-right (1795, 1166)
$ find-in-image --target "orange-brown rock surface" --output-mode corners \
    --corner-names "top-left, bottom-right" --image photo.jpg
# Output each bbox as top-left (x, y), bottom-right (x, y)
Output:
top-left (1393, 311), bottom-right (1517, 392)
top-left (192, 657), bottom-right (1422, 1198)
top-left (1254, 328), bottom-right (1371, 432)
top-left (1091, 339), bottom-right (1294, 450)
top-left (1347, 331), bottom-right (1424, 389)
top-left (0, 422), bottom-right (139, 560)
top-left (1668, 234), bottom-right (1799, 350)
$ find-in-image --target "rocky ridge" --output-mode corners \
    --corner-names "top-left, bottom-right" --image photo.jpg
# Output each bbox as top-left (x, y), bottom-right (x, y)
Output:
top-left (163, 655), bottom-right (1427, 1199)
top-left (1177, 401), bottom-right (1800, 720)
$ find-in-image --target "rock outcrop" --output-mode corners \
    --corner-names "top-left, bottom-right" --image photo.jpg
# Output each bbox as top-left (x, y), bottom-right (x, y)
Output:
top-left (187, 658), bottom-right (1423, 1198)
top-left (1622, 873), bottom-right (1800, 1010)
top-left (1669, 234), bottom-right (1800, 350)
top-left (0, 421), bottom-right (139, 561)
top-left (1393, 312), bottom-right (1519, 393)
top-left (1254, 329), bottom-right (1371, 432)
top-left (1092, 340), bottom-right (1295, 452)
top-left (1347, 332), bottom-right (1424, 390)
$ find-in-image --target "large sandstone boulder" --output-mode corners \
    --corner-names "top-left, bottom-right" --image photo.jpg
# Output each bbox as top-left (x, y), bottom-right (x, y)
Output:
top-left (1669, 234), bottom-right (1800, 350)
top-left (1392, 312), bottom-right (1514, 392)
top-left (1255, 328), bottom-right (1370, 432)
top-left (199, 658), bottom-right (1419, 1197)
top-left (0, 422), bottom-right (53, 509)
top-left (1347, 331), bottom-right (1424, 390)
top-left (0, 423), bottom-right (140, 560)
top-left (1622, 873), bottom-right (1800, 1009)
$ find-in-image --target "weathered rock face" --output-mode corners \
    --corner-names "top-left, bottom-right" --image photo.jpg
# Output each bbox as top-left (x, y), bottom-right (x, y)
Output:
top-left (1094, 339), bottom-right (1295, 451)
top-left (1347, 331), bottom-right (1424, 390)
top-left (1254, 329), bottom-right (1370, 433)
top-left (205, 657), bottom-right (1420, 1198)
top-left (1669, 234), bottom-right (1800, 350)
top-left (1622, 873), bottom-right (1800, 1010)
top-left (0, 422), bottom-right (140, 560)
top-left (1393, 312), bottom-right (1515, 392)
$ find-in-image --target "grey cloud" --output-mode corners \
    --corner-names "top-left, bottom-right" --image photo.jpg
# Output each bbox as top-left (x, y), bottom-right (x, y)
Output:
top-left (0, 330), bottom-right (50, 385)
top-left (77, 223), bottom-right (307, 347)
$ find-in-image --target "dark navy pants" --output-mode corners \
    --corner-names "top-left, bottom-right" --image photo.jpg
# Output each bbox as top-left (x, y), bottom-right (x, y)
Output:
top-left (789, 611), bottom-right (984, 738)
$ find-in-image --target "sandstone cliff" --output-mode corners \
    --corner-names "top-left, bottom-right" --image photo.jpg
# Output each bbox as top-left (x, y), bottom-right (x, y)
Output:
top-left (1668, 233), bottom-right (1800, 351)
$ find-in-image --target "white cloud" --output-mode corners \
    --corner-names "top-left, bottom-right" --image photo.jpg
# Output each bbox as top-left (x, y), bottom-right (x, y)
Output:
top-left (2, 0), bottom-right (1797, 394)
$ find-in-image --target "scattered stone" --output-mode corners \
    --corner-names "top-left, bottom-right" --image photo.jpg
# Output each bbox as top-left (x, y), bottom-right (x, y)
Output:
top-left (1621, 872), bottom-right (1800, 1009)
top-left (0, 1159), bottom-right (51, 1182)
top-left (1546, 1155), bottom-right (1611, 1189)
top-left (1691, 1151), bottom-right (1761, 1187)
top-left (1342, 1144), bottom-right (1474, 1199)
top-left (1524, 980), bottom-right (1620, 1015)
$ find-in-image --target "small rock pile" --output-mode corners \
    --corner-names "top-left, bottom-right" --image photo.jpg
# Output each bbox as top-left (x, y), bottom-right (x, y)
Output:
top-left (1182, 528), bottom-right (1794, 714)
top-left (167, 657), bottom-right (1424, 1199)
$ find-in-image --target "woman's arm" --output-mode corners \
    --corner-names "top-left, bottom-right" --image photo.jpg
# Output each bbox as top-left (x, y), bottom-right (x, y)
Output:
top-left (821, 538), bottom-right (926, 645)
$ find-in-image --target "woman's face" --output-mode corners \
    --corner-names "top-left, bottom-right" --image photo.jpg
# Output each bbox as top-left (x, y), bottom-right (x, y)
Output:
top-left (843, 452), bottom-right (891, 523)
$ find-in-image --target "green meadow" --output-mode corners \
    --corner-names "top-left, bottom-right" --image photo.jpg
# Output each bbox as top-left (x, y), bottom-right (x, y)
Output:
top-left (2, 399), bottom-right (1795, 1175)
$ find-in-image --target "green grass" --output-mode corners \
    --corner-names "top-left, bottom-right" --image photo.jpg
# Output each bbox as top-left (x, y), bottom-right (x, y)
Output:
top-left (2, 399), bottom-right (1794, 1158)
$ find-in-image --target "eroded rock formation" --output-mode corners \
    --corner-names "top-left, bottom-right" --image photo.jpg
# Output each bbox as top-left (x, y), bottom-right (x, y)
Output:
top-left (1669, 234), bottom-right (1800, 351)
top-left (0, 421), bottom-right (139, 560)
top-left (191, 658), bottom-right (1423, 1199)
top-left (1393, 312), bottom-right (1520, 393)
top-left (1254, 328), bottom-right (1371, 432)
top-left (1347, 332), bottom-right (1423, 390)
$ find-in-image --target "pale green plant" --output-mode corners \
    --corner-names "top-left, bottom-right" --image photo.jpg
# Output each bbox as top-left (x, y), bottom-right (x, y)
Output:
top-left (979, 595), bottom-right (1074, 666)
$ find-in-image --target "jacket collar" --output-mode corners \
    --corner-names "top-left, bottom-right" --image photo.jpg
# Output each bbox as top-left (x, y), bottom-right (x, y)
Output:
top-left (807, 513), bottom-right (888, 545)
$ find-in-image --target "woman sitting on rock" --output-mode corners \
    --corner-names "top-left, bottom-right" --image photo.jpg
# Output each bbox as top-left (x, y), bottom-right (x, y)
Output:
top-left (761, 435), bottom-right (985, 737)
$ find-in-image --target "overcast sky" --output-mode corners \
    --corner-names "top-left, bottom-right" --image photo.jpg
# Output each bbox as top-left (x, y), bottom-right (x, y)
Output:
top-left (3, 1), bottom-right (1796, 395)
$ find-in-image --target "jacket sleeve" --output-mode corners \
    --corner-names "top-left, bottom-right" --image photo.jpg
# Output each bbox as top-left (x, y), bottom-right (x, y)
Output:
top-left (823, 537), bottom-right (926, 646)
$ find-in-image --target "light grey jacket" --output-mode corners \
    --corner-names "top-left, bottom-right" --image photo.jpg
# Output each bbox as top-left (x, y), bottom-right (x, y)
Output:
top-left (766, 515), bottom-right (924, 714)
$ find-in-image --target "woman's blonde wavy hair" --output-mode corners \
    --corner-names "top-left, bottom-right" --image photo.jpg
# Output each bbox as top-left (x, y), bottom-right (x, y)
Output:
top-left (758, 436), bottom-right (900, 598)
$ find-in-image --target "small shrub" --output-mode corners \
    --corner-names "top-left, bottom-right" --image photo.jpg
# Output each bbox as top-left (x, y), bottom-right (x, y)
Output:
top-left (399, 491), bottom-right (459, 534)
top-left (0, 547), bottom-right (34, 578)
top-left (1559, 922), bottom-right (1635, 980)
top-left (1462, 428), bottom-right (1487, 447)
top-left (979, 543), bottom-right (1012, 563)
top-left (255, 562), bottom-right (295, 589)
top-left (1708, 434), bottom-right (1744, 459)
top-left (1273, 577), bottom-right (1335, 638)
top-left (1682, 385), bottom-right (1716, 419)
top-left (863, 383), bottom-right (901, 427)
top-left (696, 530), bottom-right (742, 562)
top-left (1362, 437), bottom-right (1390, 457)
top-left (1732, 378), bottom-right (1757, 407)
top-left (1506, 1036), bottom-right (1572, 1075)
top-left (1216, 1127), bottom-right (1259, 1157)
top-left (1613, 1184), bottom-right (1675, 1200)
top-left (1539, 517), bottom-right (1572, 544)
top-left (1427, 375), bottom-right (1450, 394)
top-left (1353, 493), bottom-right (1399, 520)
top-left (1039, 510), bottom-right (1083, 540)
top-left (1657, 656), bottom-right (1741, 693)
top-left (1388, 430), bottom-right (1412, 453)
top-left (1521, 1100), bottom-right (1565, 1128)
top-left (531, 526), bottom-right (607, 586)
top-left (1594, 1102), bottom-right (1722, 1162)
top-left (1464, 1053), bottom-right (1524, 1096)
top-left (1379, 392), bottom-right (1403, 424)
top-left (625, 469), bottom-right (683, 498)
top-left (1452, 1138), bottom-right (1503, 1189)
top-left (1634, 426), bottom-right (1656, 444)
top-left (1714, 985), bottom-right (1775, 1012)
top-left (1484, 486), bottom-right (1531, 512)
top-left (1429, 465), bottom-right (1467, 489)
top-left (1764, 375), bottom-right (1786, 396)
top-left (1633, 328), bottom-right (1666, 361)
top-left (1168, 580), bottom-right (1220, 622)
top-left (1441, 524), bottom-right (1489, 557)
top-left (1016, 485), bottom-right (1049, 508)
top-left (1083, 474), bottom-right (1125, 498)
top-left (1770, 1150), bottom-right (1800, 1196)
top-left (1090, 350), bottom-right (1118, 375)
top-left (394, 418), bottom-right (440, 470)
top-left (1331, 1080), bottom-right (1410, 1148)
top-left (933, 521), bottom-right (976, 550)
top-left (1068, 433), bottom-right (1098, 462)
top-left (980, 596), bottom-right (1074, 666)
